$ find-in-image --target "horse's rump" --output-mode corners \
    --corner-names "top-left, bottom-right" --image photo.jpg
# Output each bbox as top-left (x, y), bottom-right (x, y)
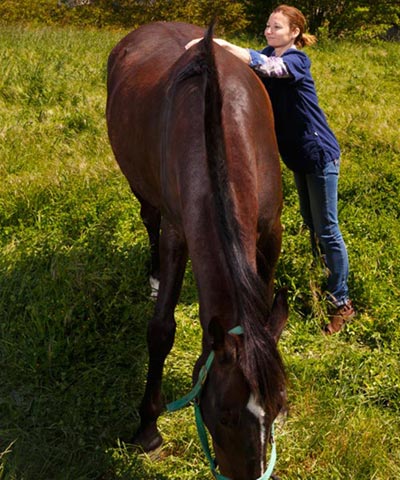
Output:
top-left (107, 22), bottom-right (204, 209)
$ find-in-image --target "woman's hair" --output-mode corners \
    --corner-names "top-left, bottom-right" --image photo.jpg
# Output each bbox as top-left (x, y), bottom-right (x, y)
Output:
top-left (272, 4), bottom-right (317, 48)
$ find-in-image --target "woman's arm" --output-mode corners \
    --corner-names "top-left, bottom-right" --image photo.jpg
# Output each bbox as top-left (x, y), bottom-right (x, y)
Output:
top-left (212, 39), bottom-right (251, 63)
top-left (185, 38), bottom-right (250, 64)
top-left (185, 39), bottom-right (291, 78)
top-left (248, 49), bottom-right (291, 78)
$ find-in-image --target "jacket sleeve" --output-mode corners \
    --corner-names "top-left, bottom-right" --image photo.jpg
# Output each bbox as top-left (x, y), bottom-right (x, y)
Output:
top-left (248, 49), bottom-right (292, 78)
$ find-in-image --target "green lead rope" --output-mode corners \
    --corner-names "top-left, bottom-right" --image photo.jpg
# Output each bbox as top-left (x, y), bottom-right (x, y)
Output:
top-left (166, 325), bottom-right (277, 480)
top-left (167, 350), bottom-right (215, 413)
top-left (194, 401), bottom-right (231, 480)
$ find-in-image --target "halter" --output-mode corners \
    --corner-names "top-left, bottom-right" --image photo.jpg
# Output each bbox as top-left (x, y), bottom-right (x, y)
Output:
top-left (166, 325), bottom-right (277, 480)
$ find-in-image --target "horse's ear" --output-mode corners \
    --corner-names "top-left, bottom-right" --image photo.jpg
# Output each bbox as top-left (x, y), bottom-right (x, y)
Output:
top-left (209, 316), bottom-right (225, 351)
top-left (209, 317), bottom-right (239, 365)
top-left (267, 288), bottom-right (288, 343)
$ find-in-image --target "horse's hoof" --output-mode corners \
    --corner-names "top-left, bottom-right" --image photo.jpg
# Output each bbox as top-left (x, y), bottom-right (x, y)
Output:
top-left (131, 428), bottom-right (163, 453)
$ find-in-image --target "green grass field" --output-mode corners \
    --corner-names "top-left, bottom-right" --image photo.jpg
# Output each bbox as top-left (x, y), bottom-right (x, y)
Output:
top-left (0, 25), bottom-right (399, 479)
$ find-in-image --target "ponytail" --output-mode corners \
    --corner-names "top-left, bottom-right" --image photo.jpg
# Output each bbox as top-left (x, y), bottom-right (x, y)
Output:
top-left (296, 32), bottom-right (317, 48)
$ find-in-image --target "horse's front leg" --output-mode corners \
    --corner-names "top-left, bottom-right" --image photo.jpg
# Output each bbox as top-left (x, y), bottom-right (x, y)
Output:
top-left (133, 220), bottom-right (188, 451)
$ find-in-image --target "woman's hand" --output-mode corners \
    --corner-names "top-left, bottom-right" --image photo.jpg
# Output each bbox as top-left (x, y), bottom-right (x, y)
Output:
top-left (185, 38), bottom-right (250, 64)
top-left (185, 38), bottom-right (203, 49)
top-left (185, 38), bottom-right (229, 50)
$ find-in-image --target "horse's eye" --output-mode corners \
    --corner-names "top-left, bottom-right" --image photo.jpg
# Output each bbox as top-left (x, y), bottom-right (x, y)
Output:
top-left (219, 409), bottom-right (240, 427)
top-left (220, 415), bottom-right (229, 426)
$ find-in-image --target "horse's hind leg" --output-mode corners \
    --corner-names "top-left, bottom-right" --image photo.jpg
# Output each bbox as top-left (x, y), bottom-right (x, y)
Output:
top-left (134, 191), bottom-right (161, 298)
top-left (133, 219), bottom-right (188, 451)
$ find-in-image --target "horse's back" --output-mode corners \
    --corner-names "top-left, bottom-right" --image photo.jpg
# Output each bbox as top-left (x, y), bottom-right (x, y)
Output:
top-left (107, 22), bottom-right (204, 85)
top-left (106, 22), bottom-right (205, 205)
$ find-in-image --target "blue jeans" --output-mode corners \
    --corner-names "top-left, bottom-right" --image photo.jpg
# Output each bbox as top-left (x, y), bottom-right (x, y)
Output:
top-left (293, 160), bottom-right (350, 306)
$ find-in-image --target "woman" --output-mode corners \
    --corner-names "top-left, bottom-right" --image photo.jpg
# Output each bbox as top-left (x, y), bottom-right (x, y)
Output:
top-left (186, 5), bottom-right (355, 334)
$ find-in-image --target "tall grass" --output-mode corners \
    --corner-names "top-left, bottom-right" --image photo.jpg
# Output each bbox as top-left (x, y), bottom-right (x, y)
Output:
top-left (0, 26), bottom-right (399, 479)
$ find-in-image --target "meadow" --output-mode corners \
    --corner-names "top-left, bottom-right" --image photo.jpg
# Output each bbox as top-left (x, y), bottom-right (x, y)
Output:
top-left (0, 25), bottom-right (399, 479)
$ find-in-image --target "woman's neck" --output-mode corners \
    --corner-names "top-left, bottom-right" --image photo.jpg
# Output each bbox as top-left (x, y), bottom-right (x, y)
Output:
top-left (274, 44), bottom-right (296, 57)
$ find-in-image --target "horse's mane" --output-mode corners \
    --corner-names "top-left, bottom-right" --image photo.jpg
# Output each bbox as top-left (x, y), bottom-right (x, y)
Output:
top-left (179, 23), bottom-right (286, 413)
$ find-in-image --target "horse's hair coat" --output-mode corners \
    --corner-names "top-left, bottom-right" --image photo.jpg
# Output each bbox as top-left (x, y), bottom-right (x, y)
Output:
top-left (106, 20), bottom-right (287, 478)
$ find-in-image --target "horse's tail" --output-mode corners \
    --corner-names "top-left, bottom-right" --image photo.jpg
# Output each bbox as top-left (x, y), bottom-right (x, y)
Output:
top-left (169, 21), bottom-right (240, 275)
top-left (198, 24), bottom-right (286, 407)
top-left (201, 23), bottom-right (243, 273)
top-left (200, 23), bottom-right (260, 313)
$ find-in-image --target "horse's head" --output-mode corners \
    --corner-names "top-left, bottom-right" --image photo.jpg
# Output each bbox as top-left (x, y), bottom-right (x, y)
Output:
top-left (199, 290), bottom-right (288, 480)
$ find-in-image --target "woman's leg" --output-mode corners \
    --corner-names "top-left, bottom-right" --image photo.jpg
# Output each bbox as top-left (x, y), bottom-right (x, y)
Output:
top-left (303, 160), bottom-right (350, 306)
top-left (294, 161), bottom-right (354, 332)
top-left (294, 159), bottom-right (354, 311)
top-left (293, 171), bottom-right (320, 258)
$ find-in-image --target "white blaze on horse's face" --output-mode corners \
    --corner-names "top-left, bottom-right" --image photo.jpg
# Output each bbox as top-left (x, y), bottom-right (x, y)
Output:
top-left (246, 393), bottom-right (266, 473)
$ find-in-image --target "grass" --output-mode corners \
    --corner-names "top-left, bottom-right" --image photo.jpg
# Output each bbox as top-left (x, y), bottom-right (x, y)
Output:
top-left (0, 25), bottom-right (400, 479)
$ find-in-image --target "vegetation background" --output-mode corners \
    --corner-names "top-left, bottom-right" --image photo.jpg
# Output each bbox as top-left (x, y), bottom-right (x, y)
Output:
top-left (0, 0), bottom-right (399, 39)
top-left (0, 2), bottom-right (400, 479)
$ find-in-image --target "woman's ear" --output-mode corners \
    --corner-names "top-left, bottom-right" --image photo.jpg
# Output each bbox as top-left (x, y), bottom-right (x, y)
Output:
top-left (291, 27), bottom-right (300, 40)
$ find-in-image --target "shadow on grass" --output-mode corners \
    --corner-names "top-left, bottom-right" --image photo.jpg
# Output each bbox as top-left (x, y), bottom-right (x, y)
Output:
top-left (0, 221), bottom-right (198, 479)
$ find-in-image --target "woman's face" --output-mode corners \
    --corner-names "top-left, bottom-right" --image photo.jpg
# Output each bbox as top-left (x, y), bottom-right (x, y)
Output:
top-left (264, 11), bottom-right (299, 50)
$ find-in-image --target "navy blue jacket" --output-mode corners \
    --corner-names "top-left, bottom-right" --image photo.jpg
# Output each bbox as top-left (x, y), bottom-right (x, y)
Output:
top-left (249, 46), bottom-right (340, 173)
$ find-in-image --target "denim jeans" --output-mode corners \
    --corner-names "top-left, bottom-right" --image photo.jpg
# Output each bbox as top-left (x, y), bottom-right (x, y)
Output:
top-left (293, 159), bottom-right (349, 306)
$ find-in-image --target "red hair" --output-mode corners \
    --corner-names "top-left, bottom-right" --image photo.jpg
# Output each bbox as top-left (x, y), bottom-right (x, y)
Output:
top-left (273, 4), bottom-right (317, 48)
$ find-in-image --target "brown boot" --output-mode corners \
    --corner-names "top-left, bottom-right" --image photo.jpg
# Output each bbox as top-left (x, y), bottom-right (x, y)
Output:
top-left (324, 300), bottom-right (356, 334)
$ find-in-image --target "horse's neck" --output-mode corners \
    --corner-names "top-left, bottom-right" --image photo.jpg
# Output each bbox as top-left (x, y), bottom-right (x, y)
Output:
top-left (188, 240), bottom-right (240, 335)
top-left (181, 181), bottom-right (256, 333)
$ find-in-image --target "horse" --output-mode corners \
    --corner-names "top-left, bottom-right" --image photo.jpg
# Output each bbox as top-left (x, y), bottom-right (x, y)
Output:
top-left (106, 21), bottom-right (288, 480)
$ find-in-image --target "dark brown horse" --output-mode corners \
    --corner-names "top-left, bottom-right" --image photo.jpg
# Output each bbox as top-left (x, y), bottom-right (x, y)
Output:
top-left (107, 21), bottom-right (288, 480)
